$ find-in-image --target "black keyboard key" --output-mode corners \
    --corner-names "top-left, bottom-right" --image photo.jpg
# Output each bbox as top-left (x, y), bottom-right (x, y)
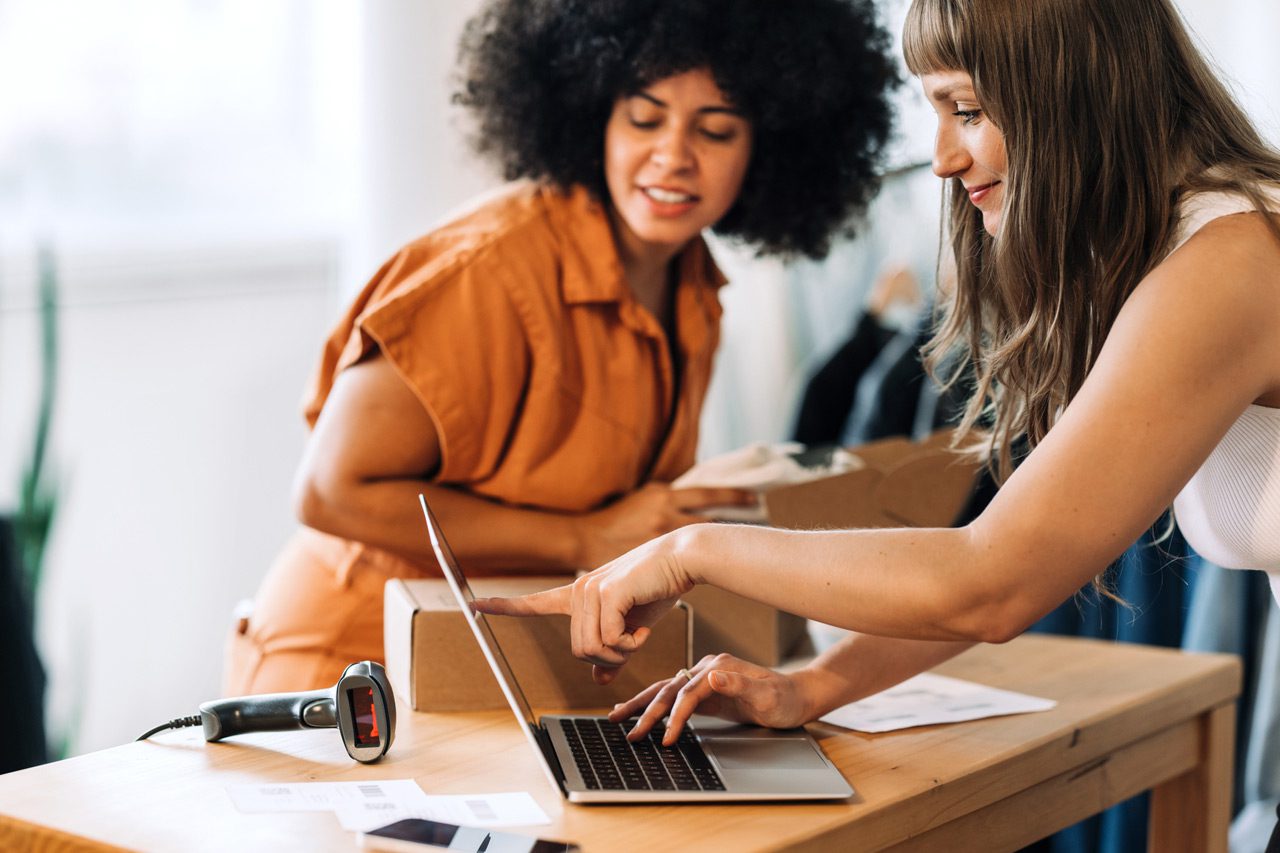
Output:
top-left (560, 718), bottom-right (726, 793)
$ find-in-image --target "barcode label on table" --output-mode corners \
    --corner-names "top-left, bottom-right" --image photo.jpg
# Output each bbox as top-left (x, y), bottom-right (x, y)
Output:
top-left (466, 800), bottom-right (498, 821)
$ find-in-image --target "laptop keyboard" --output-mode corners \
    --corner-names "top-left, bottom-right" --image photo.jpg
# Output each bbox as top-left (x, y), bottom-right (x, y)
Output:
top-left (560, 718), bottom-right (726, 792)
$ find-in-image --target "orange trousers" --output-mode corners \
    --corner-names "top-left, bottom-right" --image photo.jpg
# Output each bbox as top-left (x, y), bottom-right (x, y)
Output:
top-left (222, 529), bottom-right (411, 696)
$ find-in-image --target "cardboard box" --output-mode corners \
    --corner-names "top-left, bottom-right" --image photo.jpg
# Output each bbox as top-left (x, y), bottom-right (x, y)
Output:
top-left (762, 430), bottom-right (981, 530)
top-left (385, 576), bottom-right (692, 712)
top-left (682, 430), bottom-right (980, 666)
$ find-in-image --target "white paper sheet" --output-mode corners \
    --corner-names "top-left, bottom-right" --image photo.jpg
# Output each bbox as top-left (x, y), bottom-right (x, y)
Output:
top-left (225, 780), bottom-right (550, 832)
top-left (334, 791), bottom-right (551, 832)
top-left (226, 779), bottom-right (431, 813)
top-left (819, 672), bottom-right (1056, 733)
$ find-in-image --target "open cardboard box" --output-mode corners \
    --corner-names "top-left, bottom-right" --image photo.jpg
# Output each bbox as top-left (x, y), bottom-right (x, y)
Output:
top-left (384, 432), bottom-right (981, 700)
top-left (684, 429), bottom-right (981, 666)
top-left (385, 576), bottom-right (691, 712)
top-left (762, 429), bottom-right (982, 530)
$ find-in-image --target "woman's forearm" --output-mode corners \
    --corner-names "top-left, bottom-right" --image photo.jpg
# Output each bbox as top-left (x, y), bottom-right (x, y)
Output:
top-left (677, 522), bottom-right (1025, 643)
top-left (295, 353), bottom-right (588, 572)
top-left (296, 478), bottom-right (585, 572)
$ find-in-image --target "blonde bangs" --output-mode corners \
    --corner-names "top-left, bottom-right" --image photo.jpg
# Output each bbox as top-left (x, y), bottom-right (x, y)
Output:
top-left (903, 0), bottom-right (971, 77)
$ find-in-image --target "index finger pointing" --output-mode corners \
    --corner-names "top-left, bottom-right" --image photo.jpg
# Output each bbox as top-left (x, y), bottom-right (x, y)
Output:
top-left (471, 586), bottom-right (573, 617)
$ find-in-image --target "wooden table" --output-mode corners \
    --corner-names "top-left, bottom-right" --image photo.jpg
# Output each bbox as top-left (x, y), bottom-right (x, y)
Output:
top-left (0, 635), bottom-right (1239, 853)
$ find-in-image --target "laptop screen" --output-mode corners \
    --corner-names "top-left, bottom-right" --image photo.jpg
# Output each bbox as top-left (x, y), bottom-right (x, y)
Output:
top-left (418, 494), bottom-right (540, 731)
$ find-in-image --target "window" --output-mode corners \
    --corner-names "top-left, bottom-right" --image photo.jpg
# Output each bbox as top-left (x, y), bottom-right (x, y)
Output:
top-left (0, 0), bottom-right (361, 263)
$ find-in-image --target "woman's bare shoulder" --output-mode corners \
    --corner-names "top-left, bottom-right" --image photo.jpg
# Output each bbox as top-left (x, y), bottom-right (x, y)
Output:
top-left (1132, 209), bottom-right (1280, 393)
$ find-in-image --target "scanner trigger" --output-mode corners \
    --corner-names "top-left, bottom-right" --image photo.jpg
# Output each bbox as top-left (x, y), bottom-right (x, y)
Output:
top-left (302, 698), bottom-right (337, 728)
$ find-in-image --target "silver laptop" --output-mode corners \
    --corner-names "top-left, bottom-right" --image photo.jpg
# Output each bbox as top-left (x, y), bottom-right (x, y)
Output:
top-left (418, 494), bottom-right (854, 803)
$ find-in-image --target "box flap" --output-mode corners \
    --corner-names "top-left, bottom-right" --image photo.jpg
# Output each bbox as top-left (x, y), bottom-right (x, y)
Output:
top-left (762, 468), bottom-right (890, 530)
top-left (761, 429), bottom-right (979, 531)
top-left (876, 450), bottom-right (981, 527)
top-left (920, 429), bottom-right (958, 451)
top-left (846, 435), bottom-right (916, 469)
top-left (399, 576), bottom-right (570, 612)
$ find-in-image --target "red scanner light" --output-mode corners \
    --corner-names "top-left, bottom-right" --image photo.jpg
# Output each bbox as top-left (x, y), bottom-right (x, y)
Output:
top-left (348, 686), bottom-right (380, 747)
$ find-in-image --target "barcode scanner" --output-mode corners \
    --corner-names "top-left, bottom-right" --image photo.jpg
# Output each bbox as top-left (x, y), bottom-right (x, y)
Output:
top-left (137, 661), bottom-right (396, 764)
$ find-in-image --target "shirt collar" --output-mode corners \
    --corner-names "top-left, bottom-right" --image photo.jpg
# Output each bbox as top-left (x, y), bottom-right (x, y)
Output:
top-left (548, 185), bottom-right (728, 306)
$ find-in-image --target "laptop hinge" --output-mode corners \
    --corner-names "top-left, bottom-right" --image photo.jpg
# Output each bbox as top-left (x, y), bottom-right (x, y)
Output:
top-left (532, 722), bottom-right (568, 795)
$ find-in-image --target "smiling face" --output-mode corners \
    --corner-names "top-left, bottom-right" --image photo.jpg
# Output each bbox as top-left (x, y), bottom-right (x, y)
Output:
top-left (921, 70), bottom-right (1008, 236)
top-left (603, 67), bottom-right (753, 266)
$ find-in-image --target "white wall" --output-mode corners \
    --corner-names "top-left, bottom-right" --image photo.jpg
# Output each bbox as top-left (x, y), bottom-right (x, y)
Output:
top-left (1179, 0), bottom-right (1280, 145)
top-left (353, 0), bottom-right (495, 290)
top-left (1, 247), bottom-right (335, 754)
top-left (0, 0), bottom-right (502, 758)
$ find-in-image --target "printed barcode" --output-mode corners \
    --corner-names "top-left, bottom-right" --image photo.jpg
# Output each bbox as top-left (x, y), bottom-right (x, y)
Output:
top-left (359, 784), bottom-right (386, 798)
top-left (466, 800), bottom-right (497, 821)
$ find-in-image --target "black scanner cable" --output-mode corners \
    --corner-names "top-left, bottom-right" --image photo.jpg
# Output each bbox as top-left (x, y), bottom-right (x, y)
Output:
top-left (137, 714), bottom-right (203, 741)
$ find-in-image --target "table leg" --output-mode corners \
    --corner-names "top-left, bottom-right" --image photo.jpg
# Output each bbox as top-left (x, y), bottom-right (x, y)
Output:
top-left (1148, 701), bottom-right (1235, 853)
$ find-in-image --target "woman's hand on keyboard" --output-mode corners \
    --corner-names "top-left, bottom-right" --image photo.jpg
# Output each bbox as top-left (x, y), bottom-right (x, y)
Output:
top-left (610, 654), bottom-right (812, 746)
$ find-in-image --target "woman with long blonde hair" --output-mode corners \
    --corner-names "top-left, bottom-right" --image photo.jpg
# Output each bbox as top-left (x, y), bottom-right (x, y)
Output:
top-left (481, 0), bottom-right (1280, 836)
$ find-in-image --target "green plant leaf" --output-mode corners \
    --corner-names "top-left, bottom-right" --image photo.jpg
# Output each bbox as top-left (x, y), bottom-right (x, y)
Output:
top-left (16, 246), bottom-right (60, 607)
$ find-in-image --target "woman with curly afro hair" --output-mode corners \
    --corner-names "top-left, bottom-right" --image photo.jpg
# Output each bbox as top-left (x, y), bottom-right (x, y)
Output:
top-left (223, 0), bottom-right (898, 695)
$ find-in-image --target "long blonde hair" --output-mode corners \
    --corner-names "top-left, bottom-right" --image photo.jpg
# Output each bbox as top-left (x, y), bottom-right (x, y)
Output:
top-left (904, 0), bottom-right (1280, 480)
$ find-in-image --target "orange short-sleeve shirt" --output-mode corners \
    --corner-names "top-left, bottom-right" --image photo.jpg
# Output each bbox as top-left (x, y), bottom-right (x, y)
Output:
top-left (305, 181), bottom-right (727, 511)
top-left (226, 182), bottom-right (728, 695)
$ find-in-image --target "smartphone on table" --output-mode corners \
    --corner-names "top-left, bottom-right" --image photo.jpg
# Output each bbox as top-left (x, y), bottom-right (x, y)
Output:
top-left (358, 818), bottom-right (581, 853)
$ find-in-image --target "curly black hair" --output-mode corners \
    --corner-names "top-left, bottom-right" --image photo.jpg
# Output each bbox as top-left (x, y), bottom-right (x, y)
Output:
top-left (454, 0), bottom-right (899, 260)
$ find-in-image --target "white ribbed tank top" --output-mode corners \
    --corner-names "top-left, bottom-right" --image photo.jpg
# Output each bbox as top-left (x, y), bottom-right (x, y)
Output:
top-left (1168, 185), bottom-right (1280, 600)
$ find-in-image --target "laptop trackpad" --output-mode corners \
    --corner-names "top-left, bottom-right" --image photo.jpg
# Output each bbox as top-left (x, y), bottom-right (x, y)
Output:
top-left (706, 738), bottom-right (828, 770)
